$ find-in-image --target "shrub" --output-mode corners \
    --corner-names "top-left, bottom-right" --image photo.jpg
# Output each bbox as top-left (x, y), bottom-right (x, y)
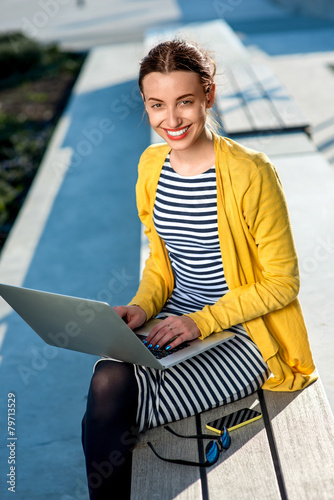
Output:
top-left (0, 34), bottom-right (85, 248)
top-left (0, 33), bottom-right (42, 79)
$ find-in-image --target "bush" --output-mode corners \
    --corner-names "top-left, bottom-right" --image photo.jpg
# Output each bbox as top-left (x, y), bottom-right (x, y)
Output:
top-left (0, 111), bottom-right (51, 230)
top-left (0, 34), bottom-right (85, 248)
top-left (0, 33), bottom-right (42, 79)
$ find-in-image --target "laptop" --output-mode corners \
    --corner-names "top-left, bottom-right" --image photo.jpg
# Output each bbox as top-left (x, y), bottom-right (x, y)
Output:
top-left (0, 283), bottom-right (234, 370)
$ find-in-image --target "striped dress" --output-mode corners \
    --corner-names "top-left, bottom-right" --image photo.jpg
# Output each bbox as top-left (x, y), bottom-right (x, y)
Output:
top-left (134, 154), bottom-right (270, 432)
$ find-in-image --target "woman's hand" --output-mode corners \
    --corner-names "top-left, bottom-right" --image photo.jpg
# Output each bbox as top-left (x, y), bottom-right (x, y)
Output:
top-left (145, 316), bottom-right (200, 351)
top-left (113, 305), bottom-right (147, 330)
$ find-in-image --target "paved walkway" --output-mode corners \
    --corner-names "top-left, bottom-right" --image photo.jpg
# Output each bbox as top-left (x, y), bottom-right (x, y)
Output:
top-left (0, 2), bottom-right (334, 499)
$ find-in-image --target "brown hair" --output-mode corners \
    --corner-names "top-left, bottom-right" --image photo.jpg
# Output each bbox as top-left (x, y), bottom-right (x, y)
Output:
top-left (139, 39), bottom-right (216, 96)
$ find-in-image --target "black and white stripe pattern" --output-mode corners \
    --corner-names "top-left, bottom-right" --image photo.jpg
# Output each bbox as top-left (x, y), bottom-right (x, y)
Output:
top-left (153, 155), bottom-right (228, 316)
top-left (134, 324), bottom-right (269, 431)
top-left (133, 154), bottom-right (270, 432)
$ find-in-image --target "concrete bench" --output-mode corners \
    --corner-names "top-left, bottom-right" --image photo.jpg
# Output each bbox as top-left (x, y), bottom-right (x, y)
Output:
top-left (136, 20), bottom-right (333, 499)
top-left (216, 61), bottom-right (310, 137)
top-left (145, 19), bottom-right (310, 138)
top-left (131, 377), bottom-right (334, 499)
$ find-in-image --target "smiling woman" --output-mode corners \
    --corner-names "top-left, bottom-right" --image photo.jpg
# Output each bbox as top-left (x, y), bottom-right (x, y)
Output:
top-left (138, 40), bottom-right (217, 175)
top-left (81, 39), bottom-right (316, 500)
top-left (140, 71), bottom-right (215, 175)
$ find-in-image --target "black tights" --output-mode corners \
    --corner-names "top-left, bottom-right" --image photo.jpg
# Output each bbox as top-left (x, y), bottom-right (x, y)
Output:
top-left (82, 360), bottom-right (139, 500)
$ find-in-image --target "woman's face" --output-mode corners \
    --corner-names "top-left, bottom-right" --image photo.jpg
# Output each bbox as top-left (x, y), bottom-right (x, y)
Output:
top-left (141, 71), bottom-right (215, 152)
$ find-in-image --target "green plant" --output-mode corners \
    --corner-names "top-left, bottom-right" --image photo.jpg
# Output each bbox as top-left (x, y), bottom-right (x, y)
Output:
top-left (0, 34), bottom-right (85, 248)
top-left (0, 33), bottom-right (42, 79)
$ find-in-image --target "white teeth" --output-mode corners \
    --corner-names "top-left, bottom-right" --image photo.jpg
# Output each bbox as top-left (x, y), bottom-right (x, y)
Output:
top-left (166, 126), bottom-right (189, 137)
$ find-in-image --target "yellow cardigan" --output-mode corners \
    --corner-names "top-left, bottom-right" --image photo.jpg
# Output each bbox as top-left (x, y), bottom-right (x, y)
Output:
top-left (129, 133), bottom-right (317, 391)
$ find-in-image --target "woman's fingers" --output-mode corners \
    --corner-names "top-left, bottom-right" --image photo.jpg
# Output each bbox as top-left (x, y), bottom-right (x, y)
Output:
top-left (113, 305), bottom-right (147, 330)
top-left (112, 310), bottom-right (200, 349)
top-left (113, 305), bottom-right (128, 320)
top-left (145, 316), bottom-right (200, 350)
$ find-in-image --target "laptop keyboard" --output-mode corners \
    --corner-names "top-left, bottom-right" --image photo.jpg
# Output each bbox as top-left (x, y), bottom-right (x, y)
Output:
top-left (136, 334), bottom-right (190, 359)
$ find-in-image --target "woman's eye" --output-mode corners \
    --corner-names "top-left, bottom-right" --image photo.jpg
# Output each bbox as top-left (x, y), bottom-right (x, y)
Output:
top-left (179, 100), bottom-right (192, 106)
top-left (152, 103), bottom-right (162, 108)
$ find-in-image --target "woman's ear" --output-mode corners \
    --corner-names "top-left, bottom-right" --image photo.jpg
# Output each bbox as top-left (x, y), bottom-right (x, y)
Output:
top-left (206, 83), bottom-right (216, 109)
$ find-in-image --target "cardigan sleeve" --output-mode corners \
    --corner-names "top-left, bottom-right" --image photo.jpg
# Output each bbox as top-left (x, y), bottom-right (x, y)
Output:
top-left (127, 146), bottom-right (172, 319)
top-left (129, 214), bottom-right (170, 320)
top-left (186, 159), bottom-right (301, 339)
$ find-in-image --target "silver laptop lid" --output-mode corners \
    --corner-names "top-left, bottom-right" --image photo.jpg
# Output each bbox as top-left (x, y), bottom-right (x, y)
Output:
top-left (0, 283), bottom-right (234, 370)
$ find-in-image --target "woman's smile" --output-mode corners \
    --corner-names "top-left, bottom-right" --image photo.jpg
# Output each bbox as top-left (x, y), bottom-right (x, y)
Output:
top-left (164, 125), bottom-right (191, 140)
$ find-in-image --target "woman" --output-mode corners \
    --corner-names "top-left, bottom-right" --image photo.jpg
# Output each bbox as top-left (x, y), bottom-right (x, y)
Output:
top-left (82, 39), bottom-right (316, 499)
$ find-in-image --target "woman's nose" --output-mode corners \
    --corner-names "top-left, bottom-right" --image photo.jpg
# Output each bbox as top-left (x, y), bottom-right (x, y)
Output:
top-left (166, 107), bottom-right (182, 128)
